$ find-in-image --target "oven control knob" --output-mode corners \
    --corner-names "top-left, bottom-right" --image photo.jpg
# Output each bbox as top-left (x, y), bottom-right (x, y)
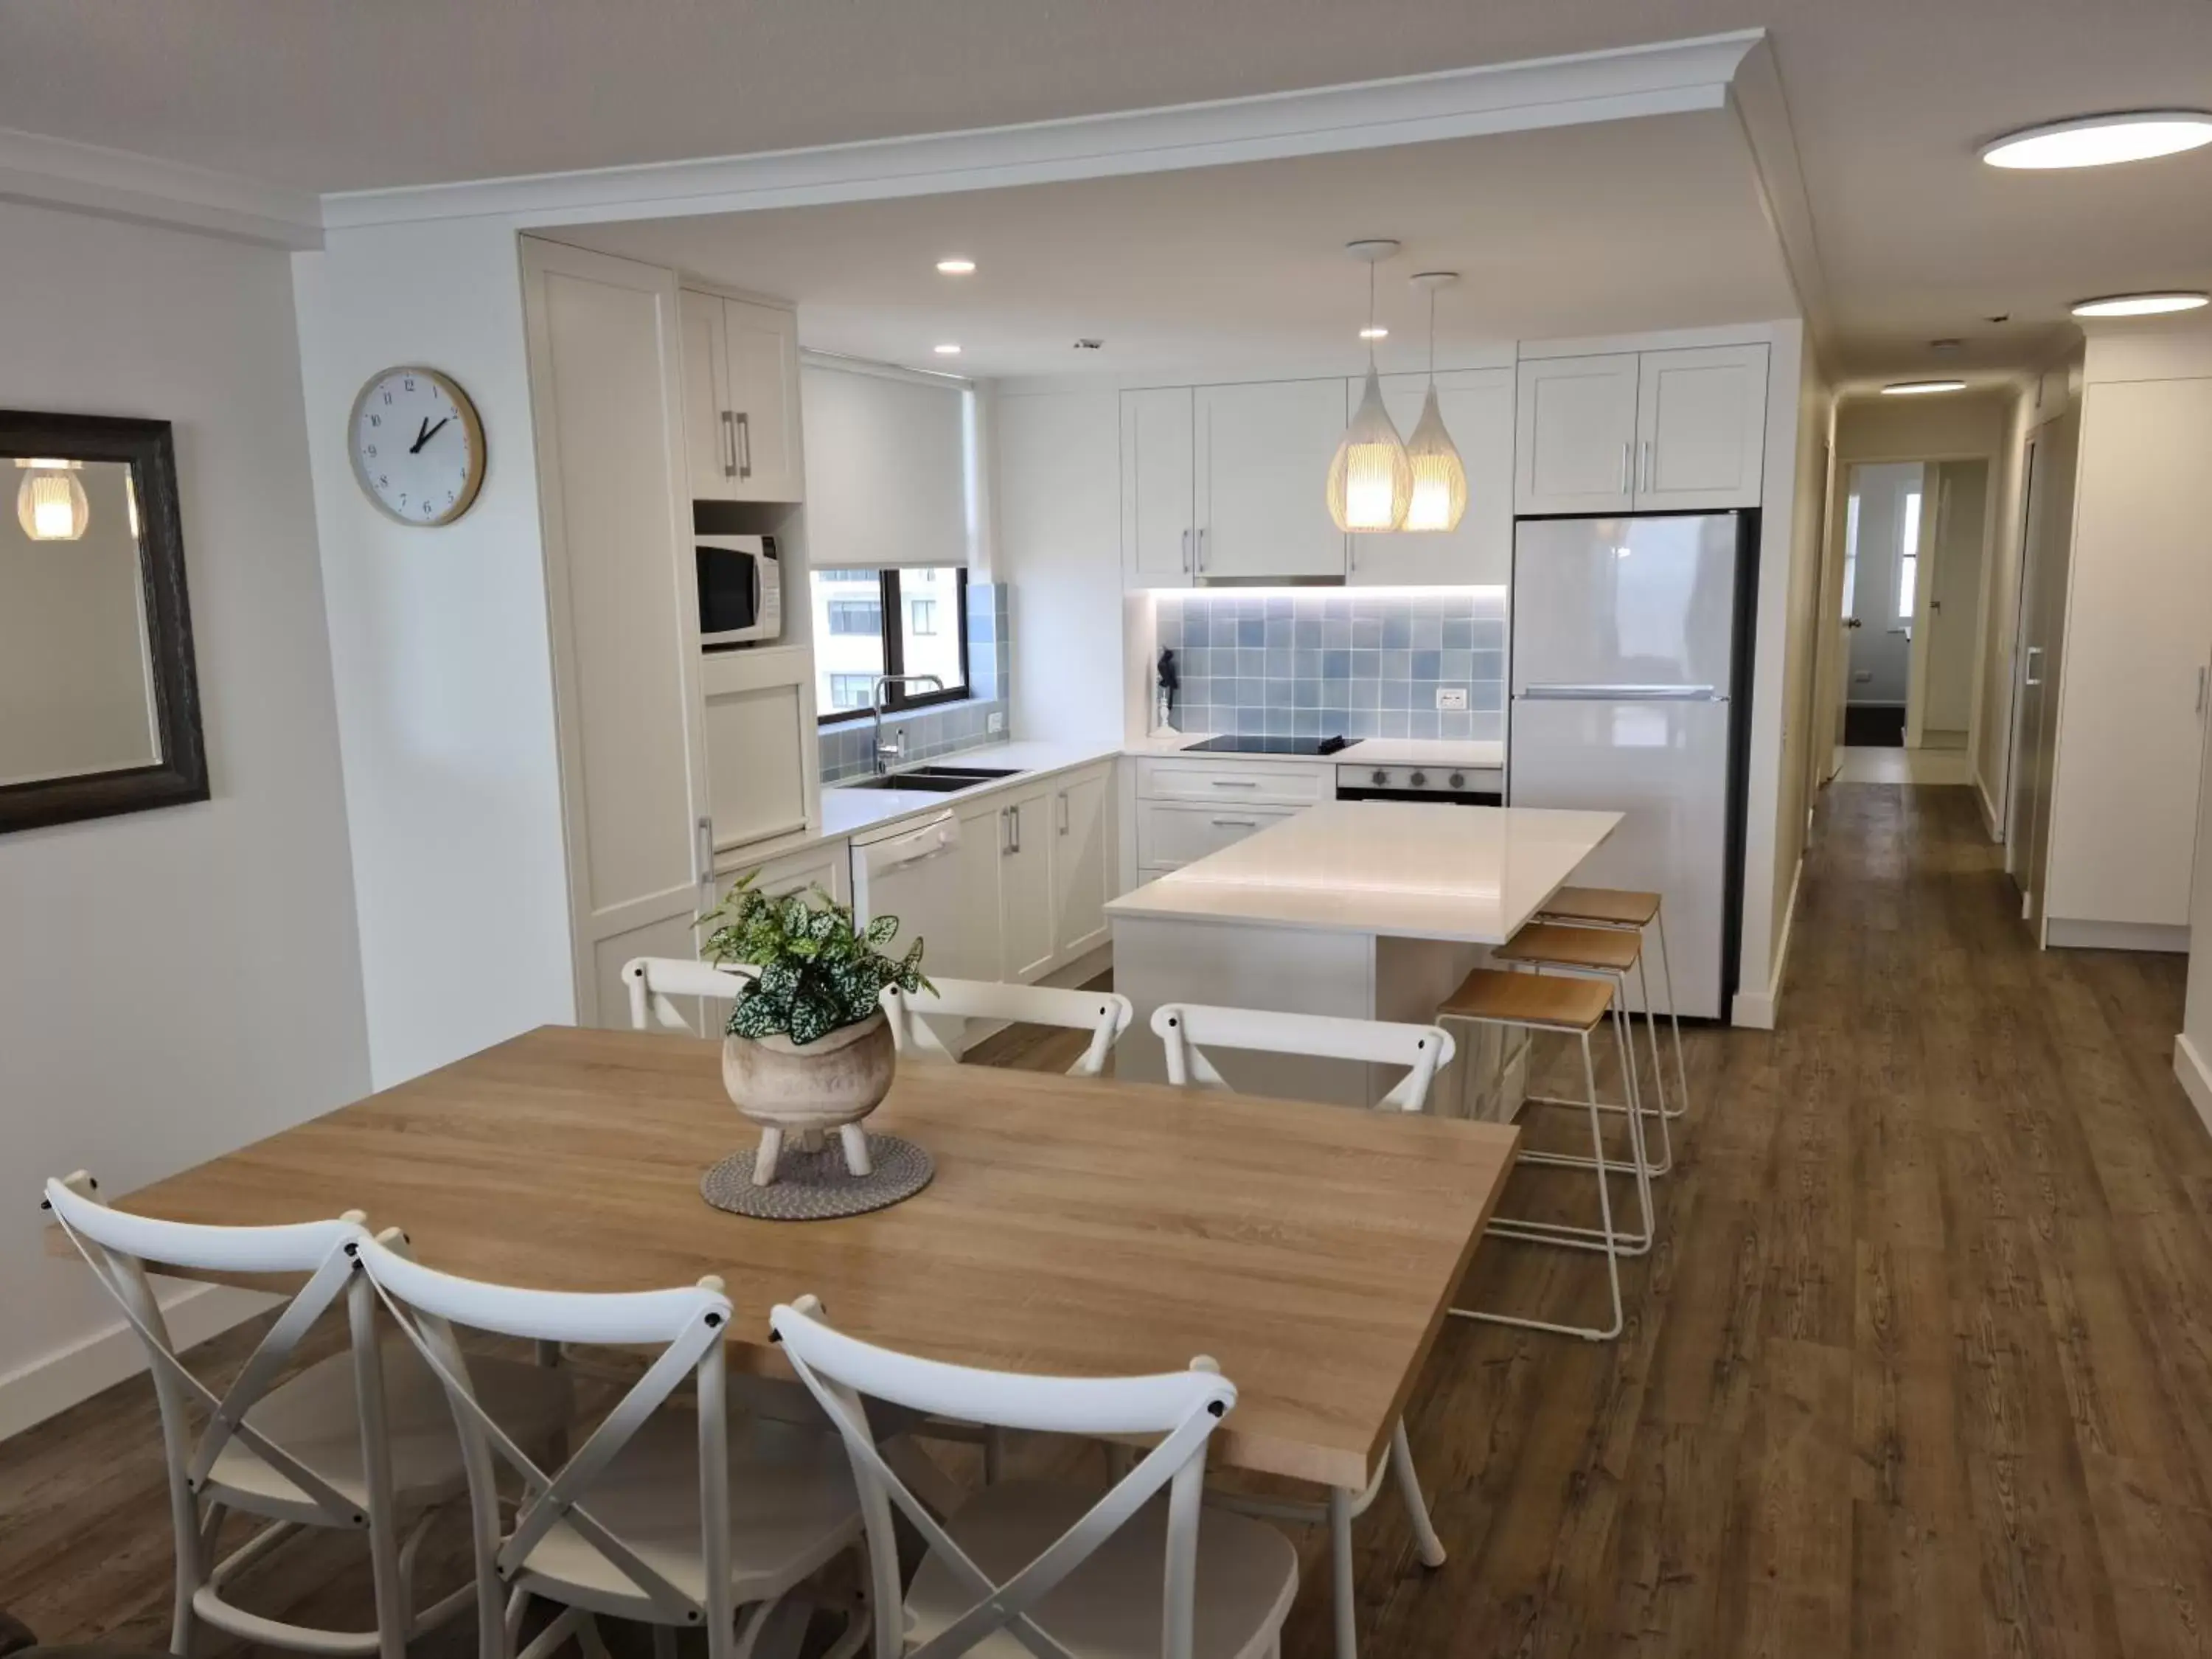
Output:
top-left (1449, 771), bottom-right (1466, 790)
top-left (1371, 769), bottom-right (1390, 787)
top-left (1410, 771), bottom-right (1428, 787)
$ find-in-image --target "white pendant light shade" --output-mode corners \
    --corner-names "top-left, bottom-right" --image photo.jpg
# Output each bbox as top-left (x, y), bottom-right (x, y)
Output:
top-left (1329, 366), bottom-right (1412, 532)
top-left (1402, 384), bottom-right (1467, 532)
top-left (15, 460), bottom-right (88, 542)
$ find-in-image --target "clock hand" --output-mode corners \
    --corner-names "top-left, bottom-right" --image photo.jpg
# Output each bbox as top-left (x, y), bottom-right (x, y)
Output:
top-left (410, 417), bottom-right (451, 453)
top-left (410, 416), bottom-right (429, 452)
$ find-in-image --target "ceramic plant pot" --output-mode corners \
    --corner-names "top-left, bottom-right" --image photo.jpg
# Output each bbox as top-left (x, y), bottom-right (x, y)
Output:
top-left (721, 1009), bottom-right (897, 1186)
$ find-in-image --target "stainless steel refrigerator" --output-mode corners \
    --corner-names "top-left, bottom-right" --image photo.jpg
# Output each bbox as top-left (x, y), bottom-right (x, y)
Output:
top-left (1507, 512), bottom-right (1753, 1020)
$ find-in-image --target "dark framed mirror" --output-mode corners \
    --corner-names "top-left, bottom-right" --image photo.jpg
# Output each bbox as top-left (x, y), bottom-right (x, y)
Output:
top-left (0, 411), bottom-right (208, 833)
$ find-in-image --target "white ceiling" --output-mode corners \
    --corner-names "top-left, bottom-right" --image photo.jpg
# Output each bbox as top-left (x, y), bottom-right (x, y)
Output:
top-left (554, 115), bottom-right (1797, 383)
top-left (4, 0), bottom-right (2210, 376)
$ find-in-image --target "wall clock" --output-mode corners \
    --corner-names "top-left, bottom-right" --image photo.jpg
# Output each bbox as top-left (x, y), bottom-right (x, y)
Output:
top-left (349, 366), bottom-right (486, 526)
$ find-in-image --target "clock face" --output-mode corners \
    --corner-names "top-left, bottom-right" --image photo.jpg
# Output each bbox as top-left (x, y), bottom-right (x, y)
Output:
top-left (349, 366), bottom-right (485, 526)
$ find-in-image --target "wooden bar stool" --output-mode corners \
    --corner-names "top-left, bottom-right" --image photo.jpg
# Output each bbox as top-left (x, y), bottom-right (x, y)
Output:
top-left (1496, 916), bottom-right (1677, 1186)
top-left (1537, 886), bottom-right (1690, 1127)
top-left (1436, 967), bottom-right (1638, 1342)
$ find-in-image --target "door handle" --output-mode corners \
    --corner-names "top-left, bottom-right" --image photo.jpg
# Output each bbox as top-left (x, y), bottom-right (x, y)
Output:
top-left (2023, 644), bottom-right (2043, 688)
top-left (735, 412), bottom-right (752, 479)
top-left (720, 411), bottom-right (737, 479)
top-left (1845, 617), bottom-right (1863, 629)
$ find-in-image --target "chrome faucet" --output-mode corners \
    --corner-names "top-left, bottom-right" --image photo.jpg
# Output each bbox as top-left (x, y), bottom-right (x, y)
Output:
top-left (871, 674), bottom-right (944, 774)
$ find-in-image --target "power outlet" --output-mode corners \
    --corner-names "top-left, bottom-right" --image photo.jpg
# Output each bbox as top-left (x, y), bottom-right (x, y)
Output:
top-left (987, 711), bottom-right (1005, 733)
top-left (1434, 686), bottom-right (1470, 712)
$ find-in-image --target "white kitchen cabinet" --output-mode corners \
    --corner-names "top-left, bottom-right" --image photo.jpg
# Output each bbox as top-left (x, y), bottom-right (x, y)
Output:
top-left (680, 288), bottom-right (804, 503)
top-left (522, 237), bottom-right (707, 1029)
top-left (700, 644), bottom-right (816, 854)
top-left (716, 839), bottom-right (849, 910)
top-left (1120, 387), bottom-right (1196, 586)
top-left (1514, 353), bottom-right (1639, 515)
top-left (1196, 379), bottom-right (1347, 580)
top-left (1051, 762), bottom-right (1113, 959)
top-left (999, 784), bottom-right (1060, 981)
top-left (1348, 369), bottom-right (1515, 585)
top-left (952, 795), bottom-right (1011, 985)
top-left (1137, 801), bottom-right (1298, 869)
top-left (1634, 344), bottom-right (1769, 510)
top-left (1132, 756), bottom-right (1328, 872)
top-left (1514, 346), bottom-right (1768, 515)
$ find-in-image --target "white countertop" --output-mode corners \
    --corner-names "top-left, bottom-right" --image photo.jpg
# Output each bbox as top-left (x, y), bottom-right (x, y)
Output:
top-left (1104, 799), bottom-right (1619, 944)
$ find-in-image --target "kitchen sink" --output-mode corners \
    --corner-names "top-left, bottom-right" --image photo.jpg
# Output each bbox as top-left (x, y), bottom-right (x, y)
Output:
top-left (845, 765), bottom-right (1023, 793)
top-left (908, 765), bottom-right (1020, 780)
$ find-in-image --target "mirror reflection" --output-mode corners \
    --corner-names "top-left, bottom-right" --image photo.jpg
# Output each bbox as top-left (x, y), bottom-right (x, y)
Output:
top-left (1, 457), bottom-right (162, 787)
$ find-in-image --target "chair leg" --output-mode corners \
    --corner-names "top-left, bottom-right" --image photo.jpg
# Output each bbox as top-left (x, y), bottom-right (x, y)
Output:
top-left (653, 1626), bottom-right (680, 1659)
top-left (1388, 1419), bottom-right (1446, 1568)
top-left (1652, 908), bottom-right (1688, 1119)
top-left (984, 1425), bottom-right (1006, 1485)
top-left (1329, 1485), bottom-right (1358, 1659)
top-left (169, 1496), bottom-right (209, 1658)
top-left (1632, 951), bottom-right (1676, 1177)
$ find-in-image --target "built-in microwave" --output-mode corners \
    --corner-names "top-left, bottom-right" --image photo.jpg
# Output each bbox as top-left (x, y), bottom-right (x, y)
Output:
top-left (696, 533), bottom-right (781, 647)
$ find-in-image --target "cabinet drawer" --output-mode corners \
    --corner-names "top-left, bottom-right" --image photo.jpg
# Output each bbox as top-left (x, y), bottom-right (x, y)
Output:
top-left (1135, 757), bottom-right (1329, 807)
top-left (1138, 801), bottom-right (1295, 869)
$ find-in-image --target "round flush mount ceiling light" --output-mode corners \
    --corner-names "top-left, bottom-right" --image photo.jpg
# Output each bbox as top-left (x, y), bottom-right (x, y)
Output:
top-left (1980, 111), bottom-right (2212, 169)
top-left (935, 257), bottom-right (975, 274)
top-left (1359, 326), bottom-right (1389, 340)
top-left (932, 343), bottom-right (962, 355)
top-left (1881, 380), bottom-right (1969, 396)
top-left (2071, 291), bottom-right (2210, 316)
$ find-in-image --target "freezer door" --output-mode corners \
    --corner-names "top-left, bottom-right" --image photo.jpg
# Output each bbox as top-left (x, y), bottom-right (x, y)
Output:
top-left (1513, 514), bottom-right (1740, 692)
top-left (1507, 695), bottom-right (1731, 1019)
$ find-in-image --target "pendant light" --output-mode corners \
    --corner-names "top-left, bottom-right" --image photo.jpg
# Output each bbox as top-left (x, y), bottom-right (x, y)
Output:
top-left (15, 459), bottom-right (89, 542)
top-left (1402, 272), bottom-right (1467, 532)
top-left (1327, 240), bottom-right (1412, 533)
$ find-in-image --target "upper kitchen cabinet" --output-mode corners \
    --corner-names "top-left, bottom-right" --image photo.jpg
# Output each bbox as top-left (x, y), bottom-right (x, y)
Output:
top-left (1514, 344), bottom-right (1767, 515)
top-left (1120, 387), bottom-right (1196, 585)
top-left (679, 287), bottom-right (804, 503)
top-left (1348, 368), bottom-right (1514, 585)
top-left (1195, 379), bottom-right (1348, 580)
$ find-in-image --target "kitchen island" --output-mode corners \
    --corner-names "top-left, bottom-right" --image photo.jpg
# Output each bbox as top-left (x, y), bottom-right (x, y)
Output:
top-left (1105, 800), bottom-right (1621, 1113)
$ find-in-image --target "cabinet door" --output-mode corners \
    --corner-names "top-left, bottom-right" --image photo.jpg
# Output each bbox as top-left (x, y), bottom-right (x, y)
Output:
top-left (1634, 344), bottom-right (1768, 509)
top-left (1197, 379), bottom-right (1348, 578)
top-left (725, 299), bottom-right (804, 503)
top-left (1349, 369), bottom-right (1515, 585)
top-left (1051, 764), bottom-right (1113, 961)
top-left (678, 289), bottom-right (736, 501)
top-left (700, 646), bottom-right (815, 853)
top-left (1514, 354), bottom-right (1639, 515)
top-left (1001, 787), bottom-right (1059, 981)
top-left (951, 798), bottom-right (1009, 984)
top-left (1121, 388), bottom-right (1195, 586)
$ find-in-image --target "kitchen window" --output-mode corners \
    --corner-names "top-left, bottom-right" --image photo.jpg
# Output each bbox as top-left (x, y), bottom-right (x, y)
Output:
top-left (811, 566), bottom-right (970, 722)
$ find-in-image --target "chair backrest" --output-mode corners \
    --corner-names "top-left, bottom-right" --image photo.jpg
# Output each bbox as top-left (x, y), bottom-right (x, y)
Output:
top-left (41, 1172), bottom-right (374, 1530)
top-left (1149, 1004), bottom-right (1455, 1112)
top-left (882, 979), bottom-right (1134, 1077)
top-left (355, 1234), bottom-right (734, 1649)
top-left (621, 955), bottom-right (756, 1034)
top-left (771, 1297), bottom-right (1234, 1659)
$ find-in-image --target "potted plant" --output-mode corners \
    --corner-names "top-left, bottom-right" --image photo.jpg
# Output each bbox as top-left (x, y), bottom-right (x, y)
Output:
top-left (703, 876), bottom-right (929, 1186)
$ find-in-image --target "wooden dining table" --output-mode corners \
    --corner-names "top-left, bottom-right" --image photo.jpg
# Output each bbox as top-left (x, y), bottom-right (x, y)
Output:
top-left (52, 1024), bottom-right (1519, 1493)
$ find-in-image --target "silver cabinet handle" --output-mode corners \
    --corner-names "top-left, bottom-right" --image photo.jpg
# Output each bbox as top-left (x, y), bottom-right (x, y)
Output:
top-left (696, 815), bottom-right (715, 896)
top-left (1058, 791), bottom-right (1070, 835)
top-left (1197, 527), bottom-right (1208, 571)
top-left (1210, 817), bottom-right (1259, 827)
top-left (1619, 442), bottom-right (1632, 495)
top-left (1181, 527), bottom-right (1192, 574)
top-left (735, 411), bottom-right (752, 479)
top-left (720, 411), bottom-right (737, 479)
top-left (2023, 644), bottom-right (2044, 688)
top-left (1209, 779), bottom-right (1259, 789)
top-left (1641, 439), bottom-right (1653, 494)
top-left (2197, 664), bottom-right (2206, 715)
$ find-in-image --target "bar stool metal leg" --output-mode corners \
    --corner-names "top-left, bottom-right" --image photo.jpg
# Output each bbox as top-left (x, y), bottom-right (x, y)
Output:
top-left (1510, 964), bottom-right (1656, 1254)
top-left (1651, 904), bottom-right (1688, 1121)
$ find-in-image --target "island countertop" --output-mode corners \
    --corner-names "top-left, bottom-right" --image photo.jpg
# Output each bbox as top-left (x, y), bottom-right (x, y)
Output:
top-left (1105, 799), bottom-right (1622, 945)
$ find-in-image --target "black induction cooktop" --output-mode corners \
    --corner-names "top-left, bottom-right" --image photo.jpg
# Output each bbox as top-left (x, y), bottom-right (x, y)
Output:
top-left (1182, 734), bottom-right (1352, 757)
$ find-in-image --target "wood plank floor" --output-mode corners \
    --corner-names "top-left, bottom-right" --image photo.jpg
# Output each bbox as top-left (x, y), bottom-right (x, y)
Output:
top-left (9, 782), bottom-right (2212, 1658)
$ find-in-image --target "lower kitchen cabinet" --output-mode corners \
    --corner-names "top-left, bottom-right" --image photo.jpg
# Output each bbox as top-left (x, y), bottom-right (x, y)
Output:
top-left (1001, 785), bottom-right (1059, 981)
top-left (1052, 764), bottom-right (1113, 959)
top-left (953, 795), bottom-right (1011, 984)
top-left (950, 762), bottom-right (1118, 986)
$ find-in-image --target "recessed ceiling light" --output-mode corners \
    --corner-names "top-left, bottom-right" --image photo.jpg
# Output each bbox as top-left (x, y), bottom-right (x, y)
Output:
top-left (1359, 326), bottom-right (1389, 340)
top-left (1882, 380), bottom-right (1968, 396)
top-left (2071, 291), bottom-right (2211, 317)
top-left (933, 344), bottom-right (962, 355)
top-left (935, 257), bottom-right (976, 274)
top-left (1980, 111), bottom-right (2212, 169)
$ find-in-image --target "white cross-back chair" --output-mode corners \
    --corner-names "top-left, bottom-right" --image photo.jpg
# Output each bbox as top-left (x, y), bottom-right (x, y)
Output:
top-left (1147, 1005), bottom-right (1453, 1659)
top-left (883, 981), bottom-right (1135, 1077)
top-left (355, 1234), bottom-right (866, 1659)
top-left (41, 1173), bottom-right (569, 1659)
top-left (623, 956), bottom-right (757, 1034)
top-left (771, 1296), bottom-right (1297, 1659)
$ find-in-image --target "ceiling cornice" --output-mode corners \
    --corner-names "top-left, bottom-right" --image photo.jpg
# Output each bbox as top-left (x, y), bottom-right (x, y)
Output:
top-left (320, 30), bottom-right (1764, 232)
top-left (0, 126), bottom-right (323, 249)
top-left (1727, 38), bottom-right (1836, 366)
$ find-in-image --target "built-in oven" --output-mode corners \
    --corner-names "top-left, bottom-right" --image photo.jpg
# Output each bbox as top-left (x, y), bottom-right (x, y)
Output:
top-left (1335, 763), bottom-right (1503, 806)
top-left (697, 532), bottom-right (782, 647)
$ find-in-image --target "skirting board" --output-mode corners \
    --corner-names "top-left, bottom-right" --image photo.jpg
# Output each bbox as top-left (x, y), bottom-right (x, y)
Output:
top-left (2044, 917), bottom-right (2190, 954)
top-left (0, 1280), bottom-right (275, 1444)
top-left (2175, 1033), bottom-right (2212, 1142)
top-left (1731, 856), bottom-right (1801, 1030)
top-left (1975, 769), bottom-right (2004, 843)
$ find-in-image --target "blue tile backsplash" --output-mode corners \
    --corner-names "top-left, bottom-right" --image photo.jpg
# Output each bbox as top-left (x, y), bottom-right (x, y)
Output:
top-left (819, 582), bottom-right (1011, 782)
top-left (1155, 590), bottom-right (1507, 742)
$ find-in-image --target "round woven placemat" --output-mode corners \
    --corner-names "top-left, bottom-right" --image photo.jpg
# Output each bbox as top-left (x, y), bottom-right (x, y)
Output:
top-left (699, 1133), bottom-right (933, 1221)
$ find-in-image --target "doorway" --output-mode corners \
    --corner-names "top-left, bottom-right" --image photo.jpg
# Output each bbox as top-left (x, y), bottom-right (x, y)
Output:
top-left (1838, 462), bottom-right (1922, 745)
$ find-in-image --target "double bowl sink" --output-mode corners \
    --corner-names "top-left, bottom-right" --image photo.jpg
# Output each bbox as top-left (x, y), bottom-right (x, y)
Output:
top-left (844, 764), bottom-right (1023, 794)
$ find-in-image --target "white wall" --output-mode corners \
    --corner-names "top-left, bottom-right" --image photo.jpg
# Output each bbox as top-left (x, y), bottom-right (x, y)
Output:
top-left (293, 220), bottom-right (576, 1088)
top-left (0, 199), bottom-right (369, 1436)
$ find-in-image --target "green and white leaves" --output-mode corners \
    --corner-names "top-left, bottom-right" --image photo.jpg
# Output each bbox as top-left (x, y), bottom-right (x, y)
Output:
top-left (701, 873), bottom-right (934, 1047)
